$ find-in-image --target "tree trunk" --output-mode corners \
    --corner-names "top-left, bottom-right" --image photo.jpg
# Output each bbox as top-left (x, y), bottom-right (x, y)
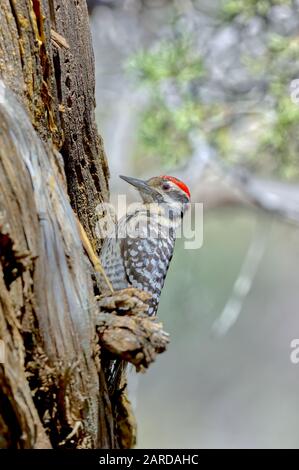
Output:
top-left (0, 0), bottom-right (168, 449)
top-left (0, 0), bottom-right (118, 449)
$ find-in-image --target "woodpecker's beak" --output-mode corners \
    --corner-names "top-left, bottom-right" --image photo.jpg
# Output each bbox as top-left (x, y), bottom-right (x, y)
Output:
top-left (119, 175), bottom-right (153, 195)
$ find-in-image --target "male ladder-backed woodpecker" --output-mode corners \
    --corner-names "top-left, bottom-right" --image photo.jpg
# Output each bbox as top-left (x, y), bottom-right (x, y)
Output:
top-left (100, 175), bottom-right (191, 316)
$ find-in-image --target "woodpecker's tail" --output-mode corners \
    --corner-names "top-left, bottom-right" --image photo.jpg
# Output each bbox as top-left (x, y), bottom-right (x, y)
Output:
top-left (107, 359), bottom-right (127, 395)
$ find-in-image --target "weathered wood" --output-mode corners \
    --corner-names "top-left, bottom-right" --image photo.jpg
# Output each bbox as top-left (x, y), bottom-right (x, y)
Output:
top-left (0, 0), bottom-right (169, 449)
top-left (0, 0), bottom-right (113, 447)
top-left (0, 236), bottom-right (51, 449)
top-left (0, 0), bottom-right (109, 249)
top-left (50, 0), bottom-right (110, 250)
top-left (97, 289), bottom-right (169, 371)
top-left (0, 84), bottom-right (110, 447)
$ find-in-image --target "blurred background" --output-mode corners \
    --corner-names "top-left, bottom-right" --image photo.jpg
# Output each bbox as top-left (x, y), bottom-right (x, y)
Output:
top-left (88, 0), bottom-right (299, 448)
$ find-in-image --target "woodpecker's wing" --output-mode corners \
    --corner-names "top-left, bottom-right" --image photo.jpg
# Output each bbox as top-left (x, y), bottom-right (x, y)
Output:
top-left (99, 227), bottom-right (130, 291)
top-left (119, 210), bottom-right (175, 316)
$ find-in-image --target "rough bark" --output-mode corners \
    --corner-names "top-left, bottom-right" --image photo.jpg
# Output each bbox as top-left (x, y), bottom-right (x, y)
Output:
top-left (0, 0), bottom-right (168, 448)
top-left (0, 0), bottom-right (168, 449)
top-left (0, 0), bottom-right (109, 250)
top-left (0, 0), bottom-right (111, 448)
top-left (0, 81), bottom-right (108, 448)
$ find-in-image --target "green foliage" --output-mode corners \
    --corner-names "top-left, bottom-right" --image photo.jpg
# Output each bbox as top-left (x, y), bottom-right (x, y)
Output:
top-left (127, 1), bottom-right (299, 180)
top-left (127, 37), bottom-right (204, 84)
top-left (127, 34), bottom-right (204, 167)
top-left (261, 89), bottom-right (299, 179)
top-left (138, 100), bottom-right (202, 167)
top-left (221, 0), bottom-right (292, 20)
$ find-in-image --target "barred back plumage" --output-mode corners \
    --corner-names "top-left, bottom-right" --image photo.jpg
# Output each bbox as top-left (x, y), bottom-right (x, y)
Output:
top-left (100, 205), bottom-right (176, 316)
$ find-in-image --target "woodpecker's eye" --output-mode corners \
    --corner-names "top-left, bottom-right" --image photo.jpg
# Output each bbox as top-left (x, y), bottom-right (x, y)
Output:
top-left (162, 182), bottom-right (170, 190)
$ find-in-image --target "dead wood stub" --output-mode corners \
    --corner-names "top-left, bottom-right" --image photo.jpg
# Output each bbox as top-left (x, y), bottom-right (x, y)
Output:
top-left (96, 288), bottom-right (170, 371)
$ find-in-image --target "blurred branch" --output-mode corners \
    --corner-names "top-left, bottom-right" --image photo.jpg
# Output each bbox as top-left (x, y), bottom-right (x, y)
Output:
top-left (212, 216), bottom-right (270, 336)
top-left (181, 134), bottom-right (299, 225)
top-left (218, 163), bottom-right (299, 224)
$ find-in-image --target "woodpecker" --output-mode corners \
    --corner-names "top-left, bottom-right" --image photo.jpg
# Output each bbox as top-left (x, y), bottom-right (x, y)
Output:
top-left (100, 175), bottom-right (191, 316)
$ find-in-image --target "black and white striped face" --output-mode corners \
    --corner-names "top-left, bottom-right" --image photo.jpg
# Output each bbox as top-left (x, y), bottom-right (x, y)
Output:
top-left (119, 175), bottom-right (191, 219)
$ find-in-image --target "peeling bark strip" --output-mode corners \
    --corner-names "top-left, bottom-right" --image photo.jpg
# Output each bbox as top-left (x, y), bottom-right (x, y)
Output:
top-left (0, 0), bottom-right (109, 250)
